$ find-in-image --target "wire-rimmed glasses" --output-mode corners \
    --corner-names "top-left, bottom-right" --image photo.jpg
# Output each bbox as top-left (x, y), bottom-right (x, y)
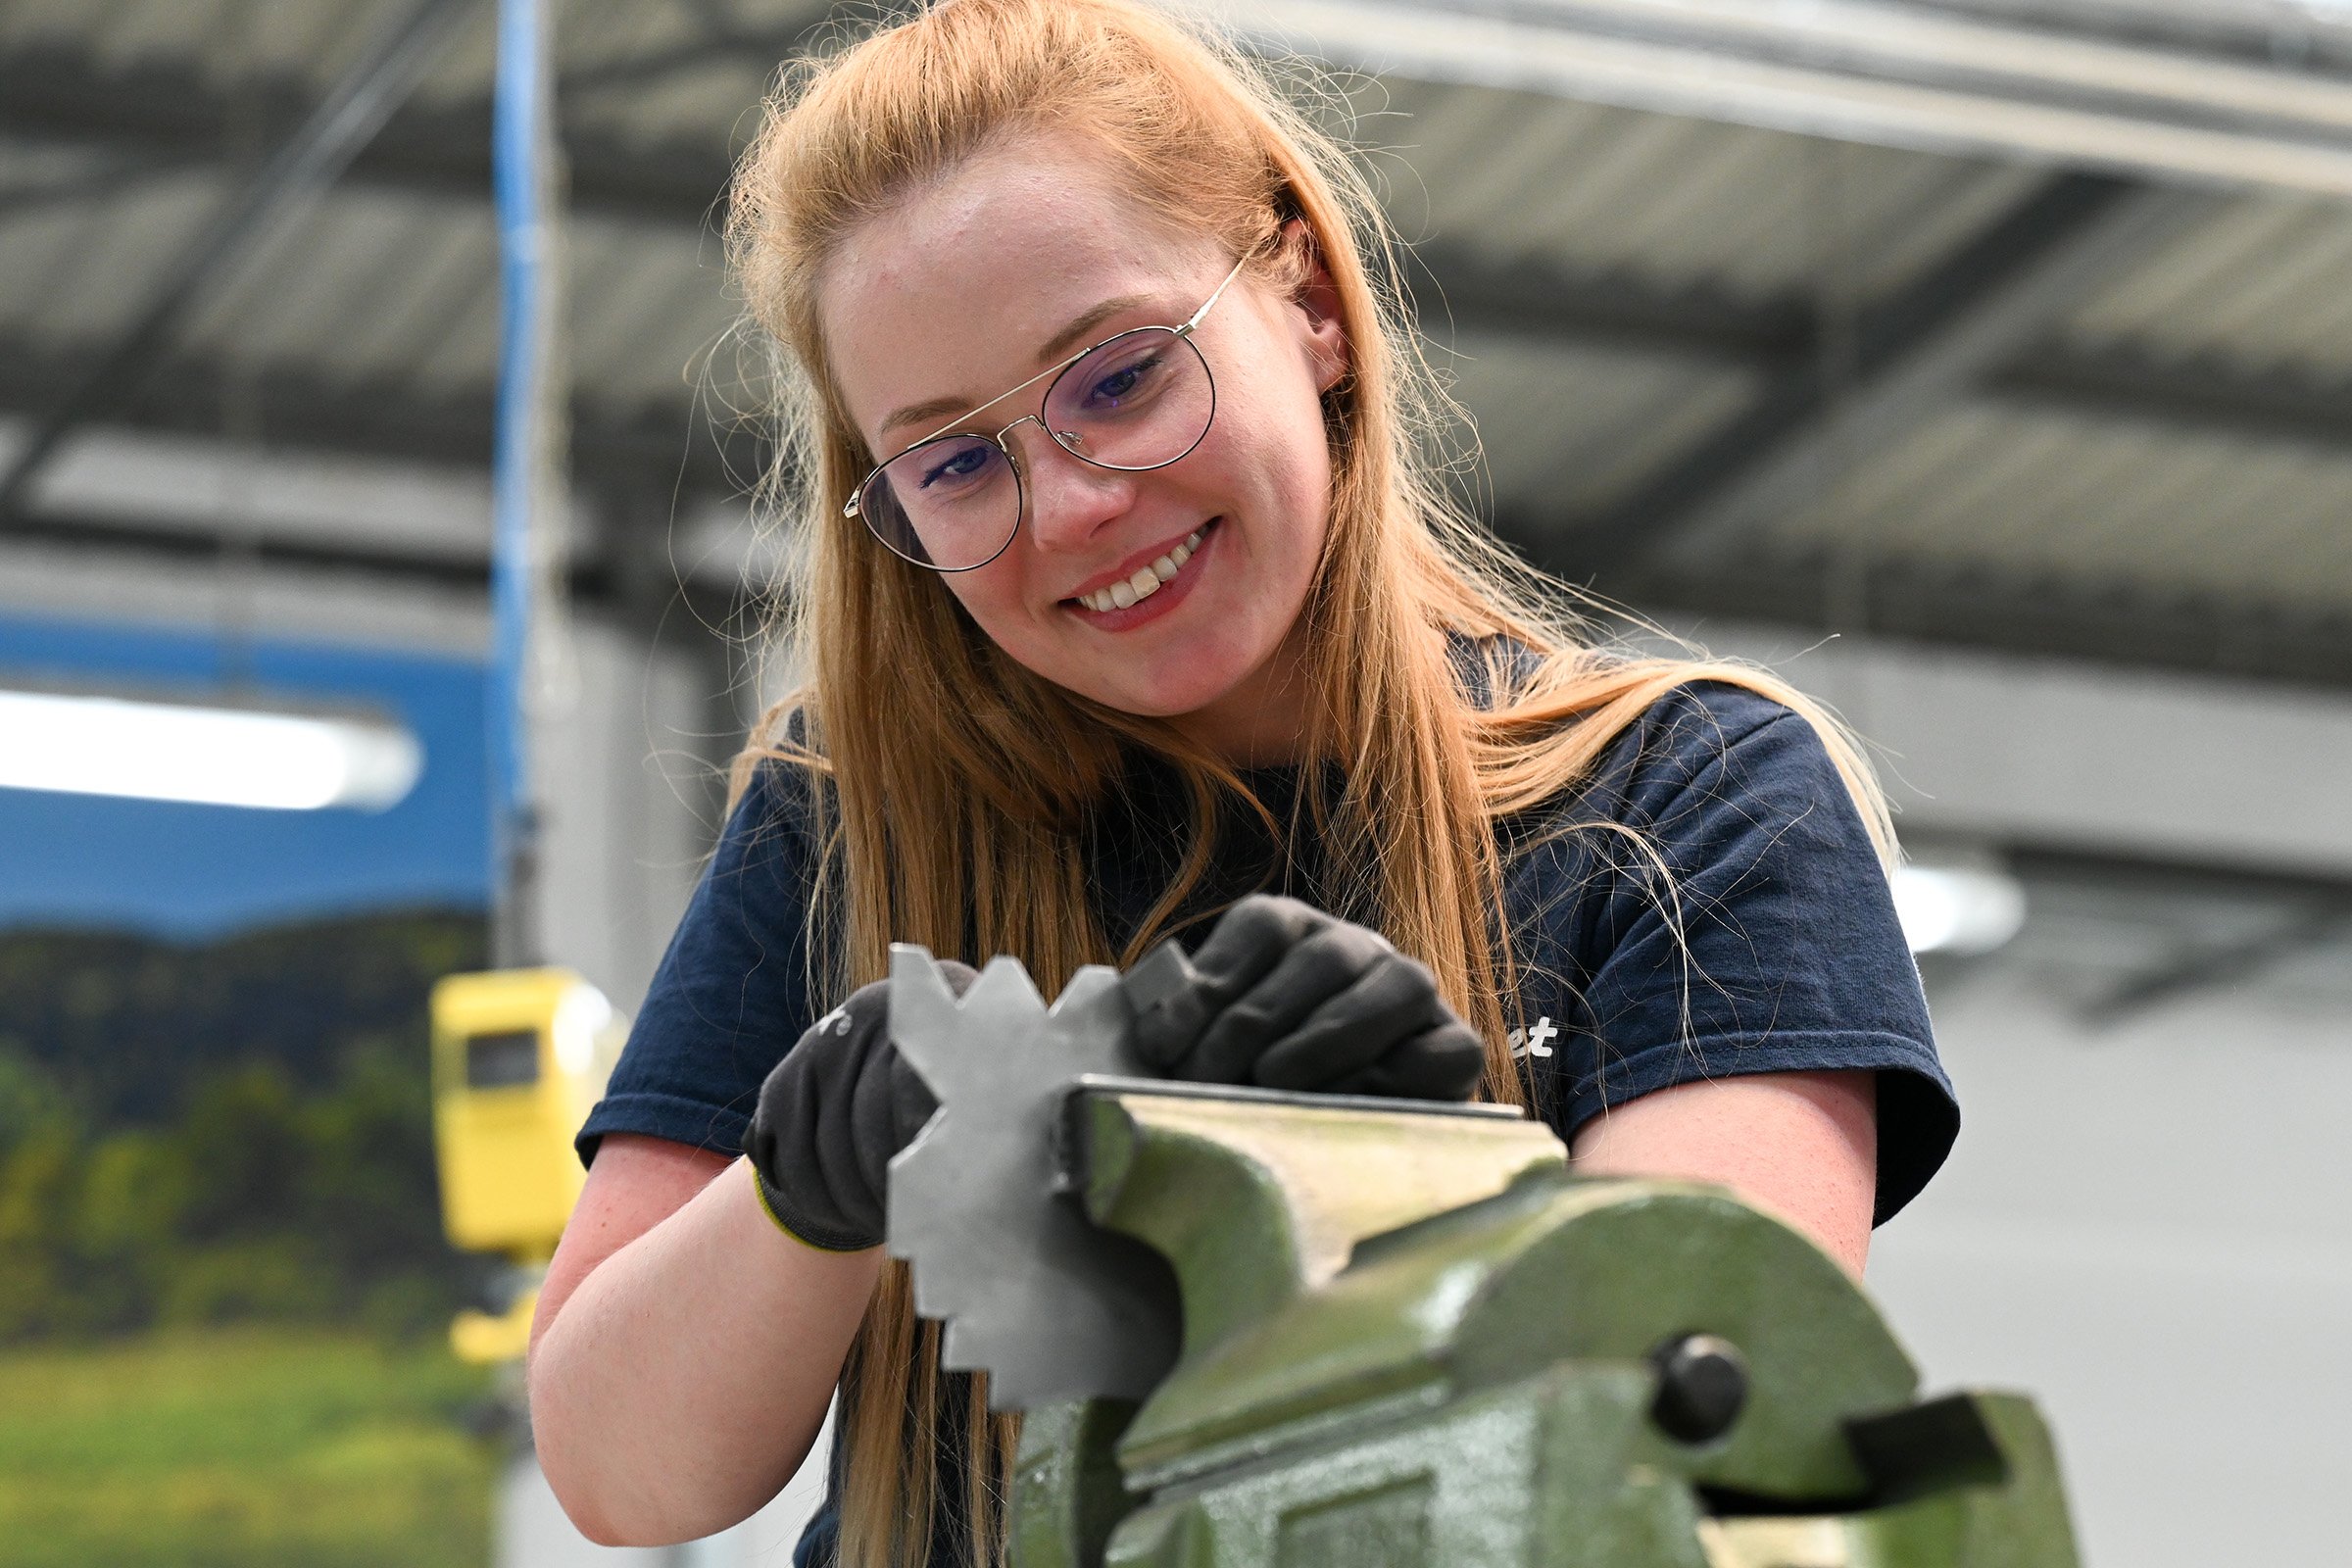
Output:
top-left (844, 255), bottom-right (1249, 571)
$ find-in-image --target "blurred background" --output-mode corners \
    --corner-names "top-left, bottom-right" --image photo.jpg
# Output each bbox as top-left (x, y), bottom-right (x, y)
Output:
top-left (1, 0), bottom-right (2348, 1563)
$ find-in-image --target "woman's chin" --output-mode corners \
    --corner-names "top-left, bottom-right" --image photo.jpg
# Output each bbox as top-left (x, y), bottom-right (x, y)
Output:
top-left (1061, 660), bottom-right (1247, 724)
top-left (1088, 656), bottom-right (1293, 742)
top-left (1088, 679), bottom-right (1245, 724)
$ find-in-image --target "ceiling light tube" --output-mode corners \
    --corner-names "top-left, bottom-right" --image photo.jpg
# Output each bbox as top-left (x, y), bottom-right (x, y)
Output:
top-left (0, 687), bottom-right (423, 812)
top-left (1891, 862), bottom-right (2029, 956)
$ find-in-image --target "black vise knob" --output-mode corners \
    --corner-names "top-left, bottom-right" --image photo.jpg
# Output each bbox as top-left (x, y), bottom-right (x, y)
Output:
top-left (1648, 1333), bottom-right (1750, 1444)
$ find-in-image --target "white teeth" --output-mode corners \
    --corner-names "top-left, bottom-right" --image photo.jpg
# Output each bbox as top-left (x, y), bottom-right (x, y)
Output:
top-left (1077, 526), bottom-right (1210, 613)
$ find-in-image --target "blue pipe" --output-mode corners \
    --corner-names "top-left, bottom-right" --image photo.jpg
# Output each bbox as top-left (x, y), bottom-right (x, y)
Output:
top-left (489, 0), bottom-right (545, 923)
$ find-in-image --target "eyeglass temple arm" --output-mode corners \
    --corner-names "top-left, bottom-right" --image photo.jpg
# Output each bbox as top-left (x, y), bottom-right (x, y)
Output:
top-left (1180, 253), bottom-right (1251, 336)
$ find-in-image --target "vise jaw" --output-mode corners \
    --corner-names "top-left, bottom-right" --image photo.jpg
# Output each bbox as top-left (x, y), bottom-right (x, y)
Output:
top-left (1018, 1084), bottom-right (2080, 1568)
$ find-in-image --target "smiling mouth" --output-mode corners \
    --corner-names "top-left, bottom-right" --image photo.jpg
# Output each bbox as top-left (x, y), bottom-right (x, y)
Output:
top-left (1069, 525), bottom-right (1208, 614)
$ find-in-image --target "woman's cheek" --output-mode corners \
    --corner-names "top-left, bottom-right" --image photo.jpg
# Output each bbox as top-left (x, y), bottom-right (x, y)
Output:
top-left (938, 562), bottom-right (1036, 658)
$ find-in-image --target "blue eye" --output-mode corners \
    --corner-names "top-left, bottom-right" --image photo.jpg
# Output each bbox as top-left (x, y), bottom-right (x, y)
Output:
top-left (919, 442), bottom-right (998, 490)
top-left (1085, 352), bottom-right (1165, 409)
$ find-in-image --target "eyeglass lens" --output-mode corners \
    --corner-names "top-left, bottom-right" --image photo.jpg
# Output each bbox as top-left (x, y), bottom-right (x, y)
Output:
top-left (858, 326), bottom-right (1215, 570)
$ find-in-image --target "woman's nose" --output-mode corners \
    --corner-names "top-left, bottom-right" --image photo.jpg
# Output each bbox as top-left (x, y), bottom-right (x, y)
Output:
top-left (1009, 422), bottom-right (1136, 554)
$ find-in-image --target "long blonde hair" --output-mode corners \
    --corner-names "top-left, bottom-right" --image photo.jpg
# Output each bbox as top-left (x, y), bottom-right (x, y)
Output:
top-left (723, 2), bottom-right (1894, 1562)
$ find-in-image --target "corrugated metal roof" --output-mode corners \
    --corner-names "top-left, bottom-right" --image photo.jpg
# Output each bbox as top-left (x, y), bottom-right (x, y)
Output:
top-left (1446, 330), bottom-right (1760, 512)
top-left (0, 0), bottom-right (401, 84)
top-left (1371, 74), bottom-right (2051, 306)
top-left (3, 0), bottom-right (2350, 678)
top-left (1764, 398), bottom-right (2352, 610)
top-left (2064, 190), bottom-right (2352, 373)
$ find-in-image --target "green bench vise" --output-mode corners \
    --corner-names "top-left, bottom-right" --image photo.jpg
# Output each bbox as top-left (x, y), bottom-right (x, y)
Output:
top-left (881, 947), bottom-right (2081, 1568)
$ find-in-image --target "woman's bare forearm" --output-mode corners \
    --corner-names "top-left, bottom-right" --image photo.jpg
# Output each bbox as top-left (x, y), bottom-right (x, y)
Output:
top-left (1569, 1070), bottom-right (1877, 1276)
top-left (528, 1152), bottom-right (881, 1545)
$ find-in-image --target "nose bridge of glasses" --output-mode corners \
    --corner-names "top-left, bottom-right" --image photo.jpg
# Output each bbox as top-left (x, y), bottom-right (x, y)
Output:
top-left (992, 411), bottom-right (1047, 447)
top-left (994, 412), bottom-right (1098, 466)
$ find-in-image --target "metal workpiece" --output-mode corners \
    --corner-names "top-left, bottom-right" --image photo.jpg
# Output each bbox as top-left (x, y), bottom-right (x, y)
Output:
top-left (884, 943), bottom-right (1183, 1408)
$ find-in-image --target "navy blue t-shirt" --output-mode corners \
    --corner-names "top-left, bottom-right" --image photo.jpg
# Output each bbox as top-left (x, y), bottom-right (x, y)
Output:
top-left (576, 680), bottom-right (1957, 1567)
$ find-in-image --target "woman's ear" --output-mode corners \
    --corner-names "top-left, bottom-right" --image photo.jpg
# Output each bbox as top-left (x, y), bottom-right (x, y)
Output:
top-left (1282, 218), bottom-right (1349, 392)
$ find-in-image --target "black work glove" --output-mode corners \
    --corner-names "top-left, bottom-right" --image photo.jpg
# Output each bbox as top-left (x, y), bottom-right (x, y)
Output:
top-left (1129, 895), bottom-right (1484, 1101)
top-left (743, 961), bottom-right (977, 1250)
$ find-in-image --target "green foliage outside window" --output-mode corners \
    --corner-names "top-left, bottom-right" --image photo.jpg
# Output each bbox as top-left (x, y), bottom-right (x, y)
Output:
top-left (0, 911), bottom-right (490, 1346)
top-left (0, 911), bottom-right (504, 1566)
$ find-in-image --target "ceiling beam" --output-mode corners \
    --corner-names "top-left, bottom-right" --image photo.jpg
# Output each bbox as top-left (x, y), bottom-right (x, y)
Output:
top-left (2, 507), bottom-right (494, 591)
top-left (0, 44), bottom-right (728, 230)
top-left (17, 43), bottom-right (2341, 454)
top-left (35, 0), bottom-right (2345, 204)
top-left (1402, 249), bottom-right (1809, 365)
top-left (0, 333), bottom-right (761, 499)
top-left (1198, 0), bottom-right (2352, 199)
top-left (1367, 246), bottom-right (2352, 461)
top-left (0, 502), bottom-right (747, 631)
top-left (0, 154), bottom-right (200, 220)
top-left (1424, 253), bottom-right (2352, 451)
top-left (5, 102), bottom-right (2346, 509)
top-left (1534, 527), bottom-right (2352, 691)
top-left (1987, 346), bottom-right (2352, 449)
top-left (8, 35), bottom-right (2350, 694)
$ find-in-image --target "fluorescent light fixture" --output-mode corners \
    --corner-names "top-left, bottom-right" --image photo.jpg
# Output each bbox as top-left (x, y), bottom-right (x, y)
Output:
top-left (551, 982), bottom-right (614, 1078)
top-left (0, 687), bottom-right (423, 811)
top-left (1892, 862), bottom-right (2028, 957)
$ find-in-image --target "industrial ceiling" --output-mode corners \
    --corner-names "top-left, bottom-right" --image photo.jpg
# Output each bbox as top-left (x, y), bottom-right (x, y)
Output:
top-left (4, 0), bottom-right (2351, 686)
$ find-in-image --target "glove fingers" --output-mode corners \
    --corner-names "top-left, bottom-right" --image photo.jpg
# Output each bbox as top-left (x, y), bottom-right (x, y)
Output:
top-left (1130, 983), bottom-right (1217, 1071)
top-left (885, 1053), bottom-right (943, 1154)
top-left (1325, 1020), bottom-right (1488, 1102)
top-left (808, 1041), bottom-right (878, 1240)
top-left (846, 1024), bottom-right (898, 1207)
top-left (1133, 898), bottom-right (1324, 1068)
top-left (1180, 922), bottom-right (1390, 1084)
top-left (1250, 956), bottom-right (1442, 1091)
top-left (1187, 894), bottom-right (1330, 992)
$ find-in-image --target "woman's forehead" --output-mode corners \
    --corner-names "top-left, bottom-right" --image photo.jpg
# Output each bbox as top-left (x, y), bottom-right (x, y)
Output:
top-left (819, 141), bottom-right (1224, 439)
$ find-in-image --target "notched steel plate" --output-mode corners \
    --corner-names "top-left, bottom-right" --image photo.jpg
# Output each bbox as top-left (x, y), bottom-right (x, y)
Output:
top-left (885, 944), bottom-right (1182, 1409)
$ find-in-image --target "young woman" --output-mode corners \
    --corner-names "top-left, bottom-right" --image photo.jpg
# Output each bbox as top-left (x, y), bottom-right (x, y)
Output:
top-left (525, 2), bottom-right (1958, 1564)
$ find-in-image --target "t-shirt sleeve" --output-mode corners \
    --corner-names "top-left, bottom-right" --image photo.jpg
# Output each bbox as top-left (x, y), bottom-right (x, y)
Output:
top-left (1509, 684), bottom-right (1958, 1223)
top-left (574, 759), bottom-right (827, 1167)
